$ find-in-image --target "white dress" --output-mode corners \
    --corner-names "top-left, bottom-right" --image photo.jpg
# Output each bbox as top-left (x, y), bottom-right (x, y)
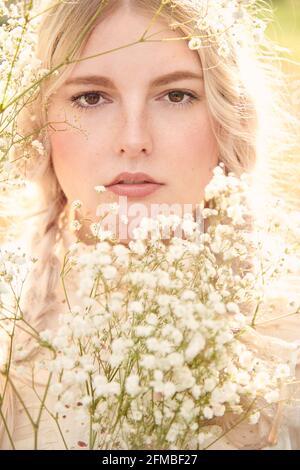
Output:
top-left (1, 234), bottom-right (300, 450)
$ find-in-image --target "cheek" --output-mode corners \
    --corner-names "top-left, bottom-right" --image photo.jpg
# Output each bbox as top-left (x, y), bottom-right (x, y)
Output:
top-left (49, 127), bottom-right (96, 202)
top-left (170, 111), bottom-right (218, 177)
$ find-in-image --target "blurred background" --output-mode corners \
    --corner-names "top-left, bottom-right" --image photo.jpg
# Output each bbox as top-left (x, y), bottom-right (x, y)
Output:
top-left (269, 0), bottom-right (300, 61)
top-left (266, 0), bottom-right (300, 209)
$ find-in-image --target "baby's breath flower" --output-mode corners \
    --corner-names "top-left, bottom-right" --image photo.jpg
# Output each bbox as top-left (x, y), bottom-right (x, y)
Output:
top-left (226, 302), bottom-right (240, 315)
top-left (188, 37), bottom-right (202, 50)
top-left (265, 390), bottom-right (280, 404)
top-left (125, 374), bottom-right (142, 397)
top-left (203, 406), bottom-right (214, 420)
top-left (249, 411), bottom-right (260, 425)
top-left (185, 333), bottom-right (205, 362)
top-left (71, 199), bottom-right (82, 210)
top-left (274, 364), bottom-right (291, 379)
top-left (70, 220), bottom-right (82, 232)
top-left (94, 185), bottom-right (106, 193)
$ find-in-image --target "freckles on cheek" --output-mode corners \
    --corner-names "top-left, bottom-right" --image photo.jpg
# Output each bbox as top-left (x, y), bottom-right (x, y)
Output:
top-left (50, 131), bottom-right (88, 194)
top-left (51, 131), bottom-right (73, 158)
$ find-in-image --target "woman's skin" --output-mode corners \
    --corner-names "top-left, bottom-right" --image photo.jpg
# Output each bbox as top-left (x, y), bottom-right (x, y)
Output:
top-left (47, 5), bottom-right (219, 243)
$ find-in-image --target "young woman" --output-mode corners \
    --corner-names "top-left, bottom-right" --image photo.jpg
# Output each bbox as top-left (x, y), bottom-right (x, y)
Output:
top-left (0, 0), bottom-right (299, 449)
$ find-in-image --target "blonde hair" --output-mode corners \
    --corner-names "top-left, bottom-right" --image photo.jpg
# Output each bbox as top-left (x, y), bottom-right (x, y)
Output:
top-left (0, 0), bottom-right (297, 449)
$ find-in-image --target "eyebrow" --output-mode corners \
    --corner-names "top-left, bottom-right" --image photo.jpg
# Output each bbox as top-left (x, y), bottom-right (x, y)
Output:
top-left (64, 70), bottom-right (203, 88)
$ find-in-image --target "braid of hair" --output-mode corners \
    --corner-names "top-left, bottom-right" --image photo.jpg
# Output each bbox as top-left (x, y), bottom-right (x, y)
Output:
top-left (14, 184), bottom-right (67, 360)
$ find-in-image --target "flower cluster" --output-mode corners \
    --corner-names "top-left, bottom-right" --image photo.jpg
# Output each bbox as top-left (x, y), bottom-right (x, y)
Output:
top-left (0, 0), bottom-right (52, 185)
top-left (171, 0), bottom-right (268, 57)
top-left (0, 242), bottom-right (37, 366)
top-left (15, 166), bottom-right (296, 450)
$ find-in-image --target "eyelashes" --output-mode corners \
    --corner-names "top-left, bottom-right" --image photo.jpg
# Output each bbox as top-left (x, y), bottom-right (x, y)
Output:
top-left (70, 89), bottom-right (199, 111)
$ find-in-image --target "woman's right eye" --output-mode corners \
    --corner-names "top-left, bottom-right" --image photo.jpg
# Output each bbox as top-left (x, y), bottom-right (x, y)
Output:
top-left (70, 92), bottom-right (106, 109)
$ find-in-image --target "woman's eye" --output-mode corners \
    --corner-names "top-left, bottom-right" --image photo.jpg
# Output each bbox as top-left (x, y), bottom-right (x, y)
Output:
top-left (71, 92), bottom-right (105, 109)
top-left (163, 90), bottom-right (198, 108)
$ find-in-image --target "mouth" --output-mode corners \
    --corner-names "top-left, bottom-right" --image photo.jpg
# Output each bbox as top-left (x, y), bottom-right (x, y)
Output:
top-left (105, 172), bottom-right (164, 198)
top-left (106, 182), bottom-right (163, 198)
top-left (106, 172), bottom-right (163, 187)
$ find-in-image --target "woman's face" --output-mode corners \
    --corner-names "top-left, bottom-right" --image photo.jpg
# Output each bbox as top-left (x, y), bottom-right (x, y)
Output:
top-left (47, 7), bottom-right (219, 243)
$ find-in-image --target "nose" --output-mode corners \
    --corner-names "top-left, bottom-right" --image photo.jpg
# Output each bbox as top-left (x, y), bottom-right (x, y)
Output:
top-left (113, 103), bottom-right (153, 159)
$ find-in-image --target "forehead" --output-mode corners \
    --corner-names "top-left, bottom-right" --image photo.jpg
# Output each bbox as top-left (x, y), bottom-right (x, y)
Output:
top-left (68, 7), bottom-right (202, 81)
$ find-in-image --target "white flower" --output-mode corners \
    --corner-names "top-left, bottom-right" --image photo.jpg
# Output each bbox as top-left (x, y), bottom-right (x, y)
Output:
top-left (203, 406), bottom-right (213, 420)
top-left (162, 382), bottom-right (176, 399)
top-left (161, 324), bottom-right (183, 345)
top-left (166, 423), bottom-right (181, 443)
top-left (71, 199), bottom-right (82, 210)
top-left (102, 265), bottom-right (117, 280)
top-left (274, 364), bottom-right (291, 379)
top-left (128, 239), bottom-right (146, 255)
top-left (94, 376), bottom-right (120, 396)
top-left (111, 337), bottom-right (133, 354)
top-left (173, 366), bottom-right (195, 392)
top-left (113, 244), bottom-right (129, 257)
top-left (154, 409), bottom-right (163, 425)
top-left (70, 220), bottom-right (82, 232)
top-left (265, 390), bottom-right (280, 404)
top-left (128, 301), bottom-right (144, 315)
top-left (185, 333), bottom-right (206, 362)
top-left (50, 383), bottom-right (64, 395)
top-left (213, 404), bottom-right (226, 417)
top-left (179, 398), bottom-right (195, 422)
top-left (145, 313), bottom-right (158, 326)
top-left (39, 329), bottom-right (53, 343)
top-left (215, 302), bottom-right (226, 315)
top-left (52, 335), bottom-right (68, 349)
top-left (226, 302), bottom-right (240, 315)
top-left (239, 350), bottom-right (253, 368)
top-left (140, 354), bottom-right (156, 369)
top-left (181, 290), bottom-right (196, 302)
top-left (54, 402), bottom-right (65, 414)
top-left (94, 185), bottom-right (106, 193)
top-left (81, 395), bottom-right (92, 407)
top-left (75, 370), bottom-right (88, 384)
top-left (188, 37), bottom-right (202, 50)
top-left (125, 374), bottom-right (142, 397)
top-left (227, 204), bottom-right (245, 225)
top-left (146, 337), bottom-right (173, 355)
top-left (61, 390), bottom-right (74, 405)
top-left (204, 377), bottom-right (217, 393)
top-left (135, 325), bottom-right (154, 337)
top-left (249, 411), bottom-right (260, 425)
top-left (166, 244), bottom-right (185, 262)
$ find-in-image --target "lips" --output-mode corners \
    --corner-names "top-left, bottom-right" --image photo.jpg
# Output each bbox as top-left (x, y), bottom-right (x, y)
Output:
top-left (106, 172), bottom-right (162, 187)
top-left (105, 172), bottom-right (164, 198)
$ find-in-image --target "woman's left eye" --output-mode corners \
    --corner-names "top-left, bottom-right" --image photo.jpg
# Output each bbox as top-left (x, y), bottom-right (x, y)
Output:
top-left (162, 90), bottom-right (199, 108)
